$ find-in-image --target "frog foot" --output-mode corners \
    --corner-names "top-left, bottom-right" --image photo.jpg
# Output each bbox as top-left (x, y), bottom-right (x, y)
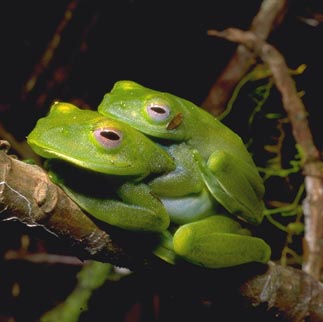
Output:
top-left (172, 216), bottom-right (271, 268)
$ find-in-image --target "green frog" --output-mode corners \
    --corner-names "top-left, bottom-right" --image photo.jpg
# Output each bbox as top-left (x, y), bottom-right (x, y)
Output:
top-left (27, 101), bottom-right (271, 268)
top-left (98, 80), bottom-right (265, 225)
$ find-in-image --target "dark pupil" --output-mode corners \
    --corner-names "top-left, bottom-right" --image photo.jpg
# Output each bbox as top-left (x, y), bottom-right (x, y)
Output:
top-left (151, 106), bottom-right (166, 114)
top-left (101, 131), bottom-right (120, 141)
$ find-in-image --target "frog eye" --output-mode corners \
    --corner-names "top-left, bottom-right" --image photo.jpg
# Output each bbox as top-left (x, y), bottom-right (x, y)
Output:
top-left (94, 128), bottom-right (123, 149)
top-left (146, 103), bottom-right (170, 121)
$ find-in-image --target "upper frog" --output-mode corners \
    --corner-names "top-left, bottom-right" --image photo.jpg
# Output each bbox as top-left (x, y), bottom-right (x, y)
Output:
top-left (97, 80), bottom-right (265, 224)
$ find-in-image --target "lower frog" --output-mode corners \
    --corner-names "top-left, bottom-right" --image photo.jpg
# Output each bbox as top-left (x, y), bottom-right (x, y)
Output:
top-left (27, 102), bottom-right (271, 268)
top-left (27, 102), bottom-right (175, 232)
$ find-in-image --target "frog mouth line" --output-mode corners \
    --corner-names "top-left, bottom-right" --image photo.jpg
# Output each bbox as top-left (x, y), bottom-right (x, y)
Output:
top-left (43, 149), bottom-right (139, 175)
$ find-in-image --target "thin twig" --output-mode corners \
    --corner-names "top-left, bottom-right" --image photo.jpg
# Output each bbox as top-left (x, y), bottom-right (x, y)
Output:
top-left (0, 122), bottom-right (41, 162)
top-left (208, 27), bottom-right (323, 279)
top-left (5, 250), bottom-right (84, 266)
top-left (21, 0), bottom-right (79, 100)
top-left (202, 0), bottom-right (288, 116)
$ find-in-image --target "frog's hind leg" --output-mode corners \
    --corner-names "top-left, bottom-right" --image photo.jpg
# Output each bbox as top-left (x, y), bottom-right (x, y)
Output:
top-left (60, 182), bottom-right (170, 232)
top-left (173, 216), bottom-right (271, 268)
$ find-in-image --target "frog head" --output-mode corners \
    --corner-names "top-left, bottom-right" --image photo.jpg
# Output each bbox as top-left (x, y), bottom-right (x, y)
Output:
top-left (27, 102), bottom-right (175, 178)
top-left (97, 80), bottom-right (200, 142)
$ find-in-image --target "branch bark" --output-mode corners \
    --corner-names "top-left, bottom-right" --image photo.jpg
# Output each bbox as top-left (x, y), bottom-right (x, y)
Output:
top-left (238, 261), bottom-right (323, 321)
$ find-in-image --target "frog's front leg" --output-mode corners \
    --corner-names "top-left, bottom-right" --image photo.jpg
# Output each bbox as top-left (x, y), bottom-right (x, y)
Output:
top-left (194, 150), bottom-right (265, 225)
top-left (173, 215), bottom-right (271, 268)
top-left (148, 143), bottom-right (204, 197)
top-left (57, 180), bottom-right (170, 233)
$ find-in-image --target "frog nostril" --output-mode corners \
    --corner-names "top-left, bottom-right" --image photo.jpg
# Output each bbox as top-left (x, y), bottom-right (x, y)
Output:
top-left (166, 113), bottom-right (183, 130)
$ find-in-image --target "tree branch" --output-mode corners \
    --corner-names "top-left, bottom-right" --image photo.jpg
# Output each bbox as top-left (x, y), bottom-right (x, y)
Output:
top-left (238, 261), bottom-right (323, 321)
top-left (201, 0), bottom-right (288, 116)
top-left (0, 142), bottom-right (149, 269)
top-left (207, 27), bottom-right (323, 279)
top-left (21, 0), bottom-right (80, 100)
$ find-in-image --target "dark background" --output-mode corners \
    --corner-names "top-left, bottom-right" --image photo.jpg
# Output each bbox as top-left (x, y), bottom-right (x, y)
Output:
top-left (0, 0), bottom-right (322, 141)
